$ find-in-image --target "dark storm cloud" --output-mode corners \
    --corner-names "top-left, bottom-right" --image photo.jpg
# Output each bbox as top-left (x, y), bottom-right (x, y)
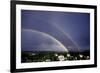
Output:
top-left (21, 10), bottom-right (90, 52)
top-left (22, 29), bottom-right (68, 52)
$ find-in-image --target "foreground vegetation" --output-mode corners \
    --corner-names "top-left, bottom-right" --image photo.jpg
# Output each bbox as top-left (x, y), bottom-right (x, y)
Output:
top-left (21, 51), bottom-right (90, 63)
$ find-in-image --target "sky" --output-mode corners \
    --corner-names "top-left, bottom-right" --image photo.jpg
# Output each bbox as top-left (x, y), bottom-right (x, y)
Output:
top-left (21, 10), bottom-right (90, 52)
